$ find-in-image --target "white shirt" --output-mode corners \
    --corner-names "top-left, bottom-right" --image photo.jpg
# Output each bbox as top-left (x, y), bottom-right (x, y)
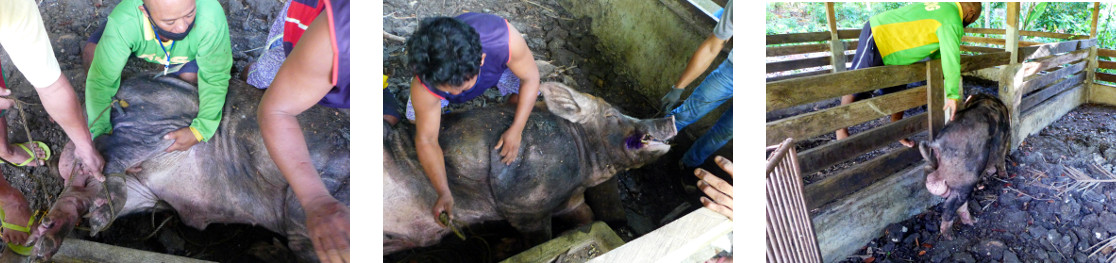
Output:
top-left (0, 0), bottom-right (63, 88)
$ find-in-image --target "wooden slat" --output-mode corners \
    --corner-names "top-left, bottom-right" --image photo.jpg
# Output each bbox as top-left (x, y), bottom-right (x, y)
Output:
top-left (962, 45), bottom-right (1004, 54)
top-left (963, 36), bottom-right (1006, 46)
top-left (845, 40), bottom-right (859, 51)
top-left (1019, 30), bottom-right (1081, 40)
top-left (766, 70), bottom-right (830, 82)
top-left (766, 87), bottom-right (926, 145)
top-left (797, 113), bottom-right (927, 175)
top-left (1020, 73), bottom-right (1085, 111)
top-left (767, 32), bottom-right (830, 45)
top-left (1099, 72), bottom-right (1116, 83)
top-left (1019, 40), bottom-right (1083, 61)
top-left (1092, 2), bottom-right (1101, 38)
top-left (1017, 85), bottom-right (1085, 145)
top-left (767, 54), bottom-right (854, 73)
top-left (1090, 83), bottom-right (1116, 105)
top-left (1100, 49), bottom-right (1116, 58)
top-left (1007, 3), bottom-right (1020, 65)
top-left (1020, 49), bottom-right (1089, 77)
top-left (1079, 38), bottom-right (1098, 49)
top-left (1019, 60), bottom-right (1087, 94)
top-left (767, 43), bottom-right (829, 57)
top-left (926, 61), bottom-right (945, 138)
top-left (959, 52), bottom-right (1012, 72)
top-left (1099, 60), bottom-right (1116, 70)
top-left (966, 28), bottom-right (1005, 35)
top-left (767, 63), bottom-right (926, 112)
top-left (804, 147), bottom-right (922, 210)
top-left (836, 29), bottom-right (860, 39)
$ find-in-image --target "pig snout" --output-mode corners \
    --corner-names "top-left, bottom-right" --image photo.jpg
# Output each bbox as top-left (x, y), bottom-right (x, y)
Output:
top-left (925, 173), bottom-right (950, 197)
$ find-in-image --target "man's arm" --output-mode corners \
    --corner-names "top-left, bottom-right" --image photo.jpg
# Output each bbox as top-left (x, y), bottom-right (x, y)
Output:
top-left (673, 35), bottom-right (728, 90)
top-left (189, 8), bottom-right (234, 142)
top-left (937, 24), bottom-right (963, 101)
top-left (258, 12), bottom-right (348, 263)
top-left (411, 77), bottom-right (454, 222)
top-left (85, 18), bottom-right (133, 139)
top-left (495, 23), bottom-right (539, 164)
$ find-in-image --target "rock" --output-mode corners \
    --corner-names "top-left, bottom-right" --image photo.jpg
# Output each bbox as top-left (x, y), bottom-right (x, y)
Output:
top-left (1003, 250), bottom-right (1021, 263)
top-left (969, 239), bottom-right (1006, 260)
top-left (1059, 199), bottom-right (1081, 220)
top-left (886, 223), bottom-right (908, 243)
top-left (903, 232), bottom-right (921, 247)
top-left (1028, 225), bottom-right (1047, 240)
top-left (951, 252), bottom-right (976, 263)
top-left (1002, 210), bottom-right (1028, 232)
top-left (1082, 213), bottom-right (1101, 229)
top-left (1101, 212), bottom-right (1116, 233)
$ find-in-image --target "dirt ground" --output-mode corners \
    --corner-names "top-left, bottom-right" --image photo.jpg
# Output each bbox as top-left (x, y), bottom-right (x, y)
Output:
top-left (841, 104), bottom-right (1116, 263)
top-left (0, 0), bottom-right (288, 261)
top-left (383, 0), bottom-right (730, 262)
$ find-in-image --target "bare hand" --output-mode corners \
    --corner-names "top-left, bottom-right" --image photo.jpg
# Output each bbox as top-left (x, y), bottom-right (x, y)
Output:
top-left (432, 192), bottom-right (455, 227)
top-left (944, 98), bottom-right (960, 122)
top-left (163, 127), bottom-right (199, 152)
top-left (694, 156), bottom-right (733, 220)
top-left (304, 195), bottom-right (350, 263)
top-left (494, 128), bottom-right (523, 165)
top-left (73, 145), bottom-right (106, 182)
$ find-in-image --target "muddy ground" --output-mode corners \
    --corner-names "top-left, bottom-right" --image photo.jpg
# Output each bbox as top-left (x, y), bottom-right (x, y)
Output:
top-left (383, 0), bottom-right (731, 262)
top-left (1, 0), bottom-right (293, 261)
top-left (839, 104), bottom-right (1116, 263)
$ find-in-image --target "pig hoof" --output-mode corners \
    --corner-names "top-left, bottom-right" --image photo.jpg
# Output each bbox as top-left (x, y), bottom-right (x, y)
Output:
top-left (31, 217), bottom-right (73, 261)
top-left (89, 175), bottom-right (128, 235)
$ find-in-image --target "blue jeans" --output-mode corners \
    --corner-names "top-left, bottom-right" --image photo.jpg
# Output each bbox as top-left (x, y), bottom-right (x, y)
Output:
top-left (669, 60), bottom-right (733, 167)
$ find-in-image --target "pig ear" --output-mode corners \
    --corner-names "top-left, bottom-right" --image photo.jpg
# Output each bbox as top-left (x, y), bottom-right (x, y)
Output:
top-left (540, 82), bottom-right (591, 123)
top-left (919, 141), bottom-right (938, 171)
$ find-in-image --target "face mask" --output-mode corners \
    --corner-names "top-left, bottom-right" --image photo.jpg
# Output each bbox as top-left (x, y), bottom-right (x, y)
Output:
top-left (144, 5), bottom-right (195, 41)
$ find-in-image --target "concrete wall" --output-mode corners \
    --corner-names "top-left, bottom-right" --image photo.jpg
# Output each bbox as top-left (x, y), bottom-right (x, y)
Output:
top-left (559, 0), bottom-right (731, 134)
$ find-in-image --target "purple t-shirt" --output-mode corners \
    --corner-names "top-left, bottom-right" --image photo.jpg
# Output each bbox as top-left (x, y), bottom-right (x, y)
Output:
top-left (419, 12), bottom-right (510, 104)
top-left (317, 0), bottom-right (349, 108)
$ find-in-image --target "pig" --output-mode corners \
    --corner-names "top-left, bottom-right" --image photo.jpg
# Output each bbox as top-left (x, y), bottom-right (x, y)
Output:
top-left (919, 93), bottom-right (1009, 240)
top-left (382, 82), bottom-right (676, 254)
top-left (28, 74), bottom-right (349, 262)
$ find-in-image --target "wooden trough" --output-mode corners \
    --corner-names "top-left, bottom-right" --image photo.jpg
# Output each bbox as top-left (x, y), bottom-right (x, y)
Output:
top-left (766, 2), bottom-right (1114, 262)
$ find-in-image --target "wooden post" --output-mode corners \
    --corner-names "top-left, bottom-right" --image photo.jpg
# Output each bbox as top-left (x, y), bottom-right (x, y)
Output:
top-left (1088, 2), bottom-right (1100, 103)
top-left (1006, 3), bottom-right (1020, 65)
top-left (926, 61), bottom-right (945, 139)
top-left (826, 2), bottom-right (847, 73)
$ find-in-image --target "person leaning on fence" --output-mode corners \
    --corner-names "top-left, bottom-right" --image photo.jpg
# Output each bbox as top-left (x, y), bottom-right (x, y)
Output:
top-left (0, 0), bottom-right (107, 255)
top-left (835, 2), bottom-right (982, 147)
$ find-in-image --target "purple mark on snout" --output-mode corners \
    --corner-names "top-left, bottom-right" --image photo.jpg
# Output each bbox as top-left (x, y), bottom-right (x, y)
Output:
top-left (625, 131), bottom-right (646, 150)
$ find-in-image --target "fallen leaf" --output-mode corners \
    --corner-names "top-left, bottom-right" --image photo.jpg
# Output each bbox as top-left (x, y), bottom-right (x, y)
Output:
top-left (919, 250), bottom-right (927, 256)
top-left (864, 257), bottom-right (875, 263)
top-left (922, 243), bottom-right (933, 248)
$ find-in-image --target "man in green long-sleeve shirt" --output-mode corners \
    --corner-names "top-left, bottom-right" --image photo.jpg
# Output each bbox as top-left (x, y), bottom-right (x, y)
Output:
top-left (836, 2), bottom-right (981, 147)
top-left (83, 0), bottom-right (232, 151)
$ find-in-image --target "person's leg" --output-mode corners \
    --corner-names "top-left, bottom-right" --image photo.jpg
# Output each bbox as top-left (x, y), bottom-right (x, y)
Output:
top-left (837, 21), bottom-right (883, 140)
top-left (0, 174), bottom-right (32, 245)
top-left (175, 60), bottom-right (200, 85)
top-left (497, 68), bottom-right (523, 104)
top-left (83, 20), bottom-right (109, 73)
top-left (384, 89), bottom-right (401, 126)
top-left (245, 3), bottom-right (291, 88)
top-left (681, 107), bottom-right (732, 167)
top-left (0, 104), bottom-right (44, 166)
top-left (668, 59), bottom-right (733, 132)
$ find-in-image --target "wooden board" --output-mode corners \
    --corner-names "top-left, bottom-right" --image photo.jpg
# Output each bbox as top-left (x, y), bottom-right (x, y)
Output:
top-left (1090, 83), bottom-right (1116, 106)
top-left (797, 113), bottom-right (927, 175)
top-left (837, 29), bottom-right (860, 39)
top-left (962, 45), bottom-right (1005, 54)
top-left (766, 70), bottom-right (829, 82)
top-left (926, 61), bottom-right (945, 139)
top-left (767, 63), bottom-right (926, 112)
top-left (766, 87), bottom-right (926, 145)
top-left (1020, 30), bottom-right (1084, 40)
top-left (1018, 40), bottom-right (1084, 61)
top-left (767, 43), bottom-right (829, 57)
top-left (1019, 60), bottom-right (1087, 94)
top-left (966, 28), bottom-right (1005, 35)
top-left (767, 32), bottom-right (830, 45)
top-left (1099, 60), bottom-right (1116, 70)
top-left (812, 165), bottom-right (937, 262)
top-left (804, 147), bottom-right (922, 210)
top-left (1017, 84), bottom-right (1085, 146)
top-left (1099, 72), bottom-right (1116, 83)
top-left (591, 209), bottom-right (732, 263)
top-left (1019, 49), bottom-right (1089, 77)
top-left (963, 36), bottom-right (1007, 46)
top-left (767, 54), bottom-right (854, 73)
top-left (1100, 48), bottom-right (1116, 58)
top-left (1020, 73), bottom-right (1085, 111)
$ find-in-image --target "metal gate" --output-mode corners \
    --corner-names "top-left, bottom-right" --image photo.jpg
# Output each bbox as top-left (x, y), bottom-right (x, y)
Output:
top-left (766, 138), bottom-right (822, 263)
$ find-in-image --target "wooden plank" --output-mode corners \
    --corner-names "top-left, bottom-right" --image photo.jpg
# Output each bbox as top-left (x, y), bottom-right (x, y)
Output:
top-left (1079, 38), bottom-right (1098, 49)
top-left (1019, 60), bottom-right (1087, 94)
top-left (1020, 73), bottom-right (1085, 111)
top-left (767, 32), bottom-right (830, 45)
top-left (766, 87), bottom-right (926, 145)
top-left (1019, 40), bottom-right (1083, 61)
top-left (826, 3), bottom-right (846, 74)
top-left (1019, 30), bottom-right (1080, 40)
top-left (962, 45), bottom-right (1004, 54)
top-left (963, 36), bottom-right (1006, 46)
top-left (1019, 49), bottom-right (1089, 77)
top-left (766, 70), bottom-right (829, 82)
top-left (797, 113), bottom-right (927, 175)
top-left (1007, 3), bottom-right (1020, 65)
top-left (1099, 60), bottom-right (1116, 70)
top-left (837, 29), bottom-right (860, 39)
top-left (767, 54), bottom-right (854, 73)
top-left (926, 61), bottom-right (945, 138)
top-left (966, 28), bottom-right (1005, 35)
top-left (812, 165), bottom-right (937, 262)
top-left (1090, 83), bottom-right (1116, 106)
top-left (767, 63), bottom-right (927, 112)
top-left (1100, 49), bottom-right (1116, 58)
top-left (592, 210), bottom-right (731, 263)
top-left (1017, 84), bottom-right (1085, 145)
top-left (845, 40), bottom-right (859, 51)
top-left (1092, 2), bottom-right (1101, 37)
top-left (1099, 72), bottom-right (1116, 83)
top-left (766, 43), bottom-right (829, 57)
top-left (959, 52), bottom-right (1012, 72)
top-left (53, 238), bottom-right (217, 263)
top-left (804, 147), bottom-right (922, 210)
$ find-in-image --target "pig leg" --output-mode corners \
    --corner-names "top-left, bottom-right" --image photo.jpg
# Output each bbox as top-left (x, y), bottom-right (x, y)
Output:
top-left (29, 170), bottom-right (129, 261)
top-left (938, 186), bottom-right (973, 240)
top-left (555, 193), bottom-right (594, 226)
top-left (956, 201), bottom-right (975, 225)
top-left (506, 214), bottom-right (552, 246)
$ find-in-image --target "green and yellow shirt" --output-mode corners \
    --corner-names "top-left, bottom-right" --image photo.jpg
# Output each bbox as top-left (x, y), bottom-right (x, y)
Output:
top-left (870, 2), bottom-right (966, 100)
top-left (86, 0), bottom-right (232, 141)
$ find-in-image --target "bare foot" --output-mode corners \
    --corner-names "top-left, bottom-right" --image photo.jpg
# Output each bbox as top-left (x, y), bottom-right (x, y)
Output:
top-left (0, 191), bottom-right (33, 245)
top-left (0, 143), bottom-right (46, 167)
top-left (899, 138), bottom-right (916, 148)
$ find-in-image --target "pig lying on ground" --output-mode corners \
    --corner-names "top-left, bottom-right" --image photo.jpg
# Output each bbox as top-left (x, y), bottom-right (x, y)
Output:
top-left (919, 93), bottom-right (1009, 240)
top-left (383, 82), bottom-right (676, 254)
top-left (27, 74), bottom-right (349, 262)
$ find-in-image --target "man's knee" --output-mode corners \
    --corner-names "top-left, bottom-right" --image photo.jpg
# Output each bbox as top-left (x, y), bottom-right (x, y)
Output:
top-left (82, 42), bottom-right (97, 71)
top-left (178, 73), bottom-right (199, 85)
